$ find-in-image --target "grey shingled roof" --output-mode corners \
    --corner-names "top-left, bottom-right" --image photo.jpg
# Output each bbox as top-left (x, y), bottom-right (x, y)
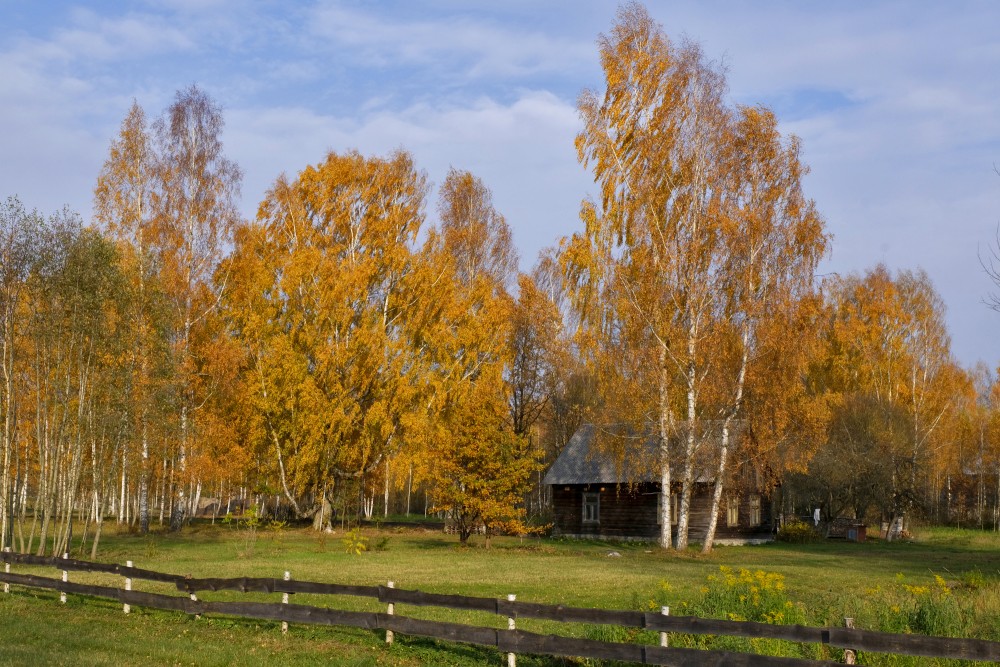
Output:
top-left (542, 424), bottom-right (660, 485)
top-left (543, 421), bottom-right (740, 486)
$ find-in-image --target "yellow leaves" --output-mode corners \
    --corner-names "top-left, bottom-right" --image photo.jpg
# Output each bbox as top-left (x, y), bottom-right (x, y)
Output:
top-left (226, 149), bottom-right (433, 496)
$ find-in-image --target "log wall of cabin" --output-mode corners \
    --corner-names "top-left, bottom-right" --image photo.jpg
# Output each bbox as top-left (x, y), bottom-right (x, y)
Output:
top-left (551, 483), bottom-right (660, 539)
top-left (550, 483), bottom-right (773, 542)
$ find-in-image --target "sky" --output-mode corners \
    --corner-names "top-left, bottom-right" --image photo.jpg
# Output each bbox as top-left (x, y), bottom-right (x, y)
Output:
top-left (1, 1), bottom-right (999, 367)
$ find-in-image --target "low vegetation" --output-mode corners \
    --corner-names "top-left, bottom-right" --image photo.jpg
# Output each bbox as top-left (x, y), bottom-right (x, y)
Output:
top-left (1, 523), bottom-right (999, 666)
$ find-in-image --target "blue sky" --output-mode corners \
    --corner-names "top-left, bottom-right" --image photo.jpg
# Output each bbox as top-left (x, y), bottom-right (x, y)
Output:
top-left (2, 1), bottom-right (999, 367)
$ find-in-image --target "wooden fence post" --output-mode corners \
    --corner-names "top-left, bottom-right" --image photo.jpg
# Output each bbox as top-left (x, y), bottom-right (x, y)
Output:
top-left (60, 553), bottom-right (68, 604)
top-left (385, 581), bottom-right (395, 645)
top-left (507, 594), bottom-right (517, 667)
top-left (3, 547), bottom-right (9, 594)
top-left (124, 560), bottom-right (133, 614)
top-left (660, 606), bottom-right (670, 647)
top-left (843, 617), bottom-right (856, 664)
top-left (282, 571), bottom-right (290, 634)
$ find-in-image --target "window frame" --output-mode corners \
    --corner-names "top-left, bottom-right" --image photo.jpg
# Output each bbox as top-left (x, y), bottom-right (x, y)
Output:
top-left (657, 493), bottom-right (680, 526)
top-left (749, 494), bottom-right (761, 527)
top-left (582, 492), bottom-right (600, 525)
top-left (726, 496), bottom-right (740, 527)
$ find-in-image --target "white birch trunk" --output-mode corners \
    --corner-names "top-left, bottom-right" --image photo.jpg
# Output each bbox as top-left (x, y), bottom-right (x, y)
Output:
top-left (657, 344), bottom-right (673, 549)
top-left (384, 460), bottom-right (390, 518)
top-left (675, 322), bottom-right (698, 551)
top-left (702, 324), bottom-right (750, 553)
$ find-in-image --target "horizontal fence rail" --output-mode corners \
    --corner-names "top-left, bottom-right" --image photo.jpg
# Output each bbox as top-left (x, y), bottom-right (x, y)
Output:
top-left (2, 551), bottom-right (999, 665)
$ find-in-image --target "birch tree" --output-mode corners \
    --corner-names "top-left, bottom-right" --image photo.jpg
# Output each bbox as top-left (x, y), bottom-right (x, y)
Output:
top-left (699, 106), bottom-right (827, 552)
top-left (563, 3), bottom-right (826, 550)
top-left (94, 100), bottom-right (164, 534)
top-left (421, 169), bottom-right (538, 545)
top-left (818, 266), bottom-right (956, 536)
top-left (224, 149), bottom-right (431, 525)
top-left (0, 197), bottom-right (41, 550)
top-left (151, 85), bottom-right (241, 529)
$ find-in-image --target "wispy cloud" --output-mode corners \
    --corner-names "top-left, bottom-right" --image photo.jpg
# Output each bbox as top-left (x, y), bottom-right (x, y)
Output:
top-left (307, 3), bottom-right (594, 82)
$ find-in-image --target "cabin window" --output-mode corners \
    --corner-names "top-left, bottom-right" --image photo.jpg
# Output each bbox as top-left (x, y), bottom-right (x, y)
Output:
top-left (749, 495), bottom-right (761, 526)
top-left (726, 496), bottom-right (740, 527)
top-left (582, 492), bottom-right (600, 524)
top-left (657, 493), bottom-right (679, 525)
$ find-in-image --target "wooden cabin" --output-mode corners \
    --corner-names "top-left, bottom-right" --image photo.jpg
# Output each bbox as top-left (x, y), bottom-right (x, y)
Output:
top-left (544, 424), bottom-right (774, 544)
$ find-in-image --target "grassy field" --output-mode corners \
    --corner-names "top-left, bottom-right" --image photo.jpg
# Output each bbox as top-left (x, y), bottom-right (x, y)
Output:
top-left (1, 522), bottom-right (999, 666)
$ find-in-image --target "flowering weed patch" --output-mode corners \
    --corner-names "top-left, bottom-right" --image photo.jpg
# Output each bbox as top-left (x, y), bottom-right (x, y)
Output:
top-left (854, 573), bottom-right (964, 638)
top-left (639, 567), bottom-right (826, 660)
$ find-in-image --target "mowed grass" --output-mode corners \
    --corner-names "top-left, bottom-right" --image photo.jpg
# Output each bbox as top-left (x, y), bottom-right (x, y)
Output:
top-left (1, 522), bottom-right (999, 666)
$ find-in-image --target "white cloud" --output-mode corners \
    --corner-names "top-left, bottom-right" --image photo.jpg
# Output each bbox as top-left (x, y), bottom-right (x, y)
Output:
top-left (306, 3), bottom-right (594, 82)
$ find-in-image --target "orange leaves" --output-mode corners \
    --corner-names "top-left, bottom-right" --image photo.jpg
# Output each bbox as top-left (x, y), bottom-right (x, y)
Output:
top-left (417, 168), bottom-right (540, 543)
top-left (564, 3), bottom-right (833, 550)
top-left (225, 149), bottom-right (432, 506)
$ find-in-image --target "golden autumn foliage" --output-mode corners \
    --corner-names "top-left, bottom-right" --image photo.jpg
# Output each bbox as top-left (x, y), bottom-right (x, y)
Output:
top-left (419, 169), bottom-right (539, 545)
top-left (795, 266), bottom-right (963, 534)
top-left (224, 149), bottom-right (434, 518)
top-left (3, 7), bottom-right (999, 556)
top-left (562, 2), bottom-right (828, 551)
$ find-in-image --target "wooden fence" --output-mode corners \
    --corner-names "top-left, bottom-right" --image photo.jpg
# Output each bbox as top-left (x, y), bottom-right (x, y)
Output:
top-left (2, 550), bottom-right (999, 666)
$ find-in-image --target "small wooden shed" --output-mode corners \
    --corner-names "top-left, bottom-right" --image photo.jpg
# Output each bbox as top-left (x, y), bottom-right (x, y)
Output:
top-left (543, 424), bottom-right (774, 544)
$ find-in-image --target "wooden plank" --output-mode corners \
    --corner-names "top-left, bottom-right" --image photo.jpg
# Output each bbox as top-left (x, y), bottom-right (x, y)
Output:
top-left (641, 643), bottom-right (835, 666)
top-left (498, 629), bottom-right (645, 662)
top-left (0, 552), bottom-right (122, 576)
top-left (382, 614), bottom-right (500, 647)
top-left (497, 630), bottom-right (837, 666)
top-left (121, 589), bottom-right (192, 612)
top-left (828, 627), bottom-right (1000, 661)
top-left (196, 601), bottom-right (381, 630)
top-left (499, 599), bottom-right (645, 626)
top-left (0, 572), bottom-right (119, 599)
top-left (176, 577), bottom-right (277, 593)
top-left (644, 613), bottom-right (828, 643)
top-left (381, 587), bottom-right (499, 613)
top-left (0, 552), bottom-right (182, 584)
top-left (277, 580), bottom-right (380, 598)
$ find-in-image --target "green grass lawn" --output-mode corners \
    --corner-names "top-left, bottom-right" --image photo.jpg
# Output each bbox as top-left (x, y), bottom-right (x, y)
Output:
top-left (1, 522), bottom-right (999, 666)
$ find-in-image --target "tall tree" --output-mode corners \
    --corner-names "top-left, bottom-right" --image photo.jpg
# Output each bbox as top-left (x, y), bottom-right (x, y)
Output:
top-left (21, 214), bottom-right (129, 556)
top-left (94, 100), bottom-right (161, 534)
top-left (423, 169), bottom-right (538, 545)
top-left (151, 85), bottom-right (242, 529)
top-left (699, 106), bottom-right (827, 552)
top-left (508, 273), bottom-right (561, 439)
top-left (817, 266), bottom-right (956, 536)
top-left (0, 197), bottom-right (41, 550)
top-left (563, 3), bottom-right (826, 550)
top-left (224, 149), bottom-right (430, 525)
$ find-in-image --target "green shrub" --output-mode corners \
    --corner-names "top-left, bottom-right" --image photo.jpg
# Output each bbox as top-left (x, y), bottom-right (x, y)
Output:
top-left (776, 520), bottom-right (821, 543)
top-left (692, 566), bottom-right (807, 625)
